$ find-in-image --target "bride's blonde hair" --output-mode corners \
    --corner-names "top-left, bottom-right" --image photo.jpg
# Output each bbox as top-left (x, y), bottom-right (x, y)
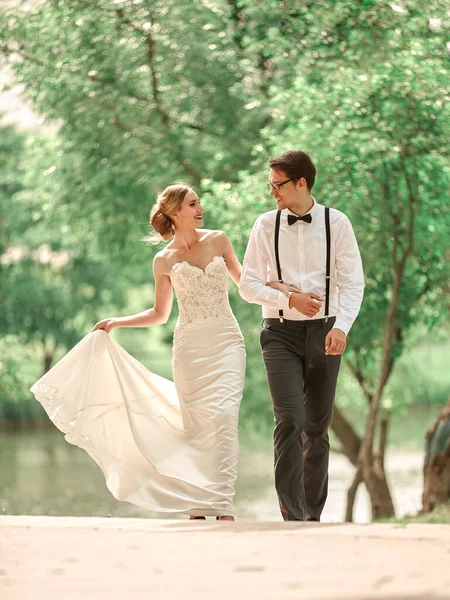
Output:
top-left (144, 183), bottom-right (192, 244)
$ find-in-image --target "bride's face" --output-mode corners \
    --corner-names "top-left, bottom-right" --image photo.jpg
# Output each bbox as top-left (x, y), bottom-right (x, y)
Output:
top-left (173, 190), bottom-right (204, 230)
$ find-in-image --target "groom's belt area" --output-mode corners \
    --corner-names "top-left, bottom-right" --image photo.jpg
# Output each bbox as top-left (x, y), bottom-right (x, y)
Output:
top-left (264, 316), bottom-right (335, 328)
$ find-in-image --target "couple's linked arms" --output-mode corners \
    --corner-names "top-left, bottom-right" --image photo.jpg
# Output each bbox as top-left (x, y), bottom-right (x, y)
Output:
top-left (92, 231), bottom-right (240, 334)
top-left (238, 219), bottom-right (326, 317)
top-left (238, 216), bottom-right (364, 356)
top-left (264, 281), bottom-right (345, 355)
top-left (242, 277), bottom-right (345, 355)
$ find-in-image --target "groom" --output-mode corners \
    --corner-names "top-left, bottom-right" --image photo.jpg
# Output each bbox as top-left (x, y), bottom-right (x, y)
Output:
top-left (239, 150), bottom-right (364, 521)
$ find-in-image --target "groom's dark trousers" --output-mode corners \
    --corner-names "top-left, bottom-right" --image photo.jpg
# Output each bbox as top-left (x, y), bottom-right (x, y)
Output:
top-left (260, 316), bottom-right (341, 521)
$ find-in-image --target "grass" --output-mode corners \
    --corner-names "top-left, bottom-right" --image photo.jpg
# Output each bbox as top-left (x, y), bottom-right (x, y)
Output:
top-left (374, 503), bottom-right (450, 525)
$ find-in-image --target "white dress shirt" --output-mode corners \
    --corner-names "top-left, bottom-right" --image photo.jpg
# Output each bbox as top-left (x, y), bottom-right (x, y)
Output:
top-left (239, 199), bottom-right (364, 335)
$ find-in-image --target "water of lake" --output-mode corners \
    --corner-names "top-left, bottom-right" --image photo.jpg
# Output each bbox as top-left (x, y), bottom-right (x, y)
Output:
top-left (0, 429), bottom-right (424, 522)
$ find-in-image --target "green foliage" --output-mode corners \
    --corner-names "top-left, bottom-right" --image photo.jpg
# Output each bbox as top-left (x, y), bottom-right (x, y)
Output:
top-left (254, 0), bottom-right (450, 396)
top-left (1, 0), bottom-right (449, 434)
top-left (385, 335), bottom-right (450, 411)
top-left (0, 128), bottom-right (131, 375)
top-left (374, 503), bottom-right (450, 524)
top-left (0, 0), bottom-right (271, 264)
top-left (0, 336), bottom-right (27, 400)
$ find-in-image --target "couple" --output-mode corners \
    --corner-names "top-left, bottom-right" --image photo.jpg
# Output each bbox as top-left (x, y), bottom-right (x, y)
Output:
top-left (31, 150), bottom-right (364, 522)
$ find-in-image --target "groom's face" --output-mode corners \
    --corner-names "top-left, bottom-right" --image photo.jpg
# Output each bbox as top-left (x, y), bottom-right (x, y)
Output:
top-left (268, 169), bottom-right (298, 210)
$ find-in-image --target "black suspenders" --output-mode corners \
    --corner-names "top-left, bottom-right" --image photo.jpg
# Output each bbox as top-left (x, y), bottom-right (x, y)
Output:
top-left (274, 210), bottom-right (284, 322)
top-left (274, 207), bottom-right (331, 323)
top-left (324, 206), bottom-right (331, 322)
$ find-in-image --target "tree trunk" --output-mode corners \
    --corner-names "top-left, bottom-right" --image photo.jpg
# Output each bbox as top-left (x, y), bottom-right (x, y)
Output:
top-left (422, 400), bottom-right (450, 513)
top-left (359, 402), bottom-right (396, 519)
top-left (353, 154), bottom-right (417, 520)
top-left (364, 456), bottom-right (396, 519)
top-left (332, 405), bottom-right (396, 519)
top-left (331, 404), bottom-right (361, 467)
top-left (345, 467), bottom-right (363, 522)
top-left (43, 350), bottom-right (54, 375)
top-left (330, 405), bottom-right (364, 521)
top-left (331, 404), bottom-right (396, 519)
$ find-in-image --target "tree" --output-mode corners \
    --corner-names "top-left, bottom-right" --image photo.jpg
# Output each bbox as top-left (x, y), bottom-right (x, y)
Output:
top-left (1, 129), bottom-right (129, 375)
top-left (0, 0), bottom-right (286, 397)
top-left (2, 0), bottom-right (449, 519)
top-left (422, 400), bottom-right (450, 514)
top-left (0, 0), bottom-right (271, 255)
top-left (241, 0), bottom-right (450, 518)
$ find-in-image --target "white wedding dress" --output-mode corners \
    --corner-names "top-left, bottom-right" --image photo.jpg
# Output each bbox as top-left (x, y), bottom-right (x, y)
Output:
top-left (30, 256), bottom-right (246, 517)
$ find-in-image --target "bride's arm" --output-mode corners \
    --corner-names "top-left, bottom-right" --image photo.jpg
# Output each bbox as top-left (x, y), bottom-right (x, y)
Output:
top-left (220, 232), bottom-right (241, 285)
top-left (91, 255), bottom-right (173, 333)
top-left (266, 281), bottom-right (301, 295)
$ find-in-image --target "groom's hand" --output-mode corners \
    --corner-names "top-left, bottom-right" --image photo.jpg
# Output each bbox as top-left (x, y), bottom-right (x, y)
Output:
top-left (289, 292), bottom-right (323, 318)
top-left (325, 328), bottom-right (347, 355)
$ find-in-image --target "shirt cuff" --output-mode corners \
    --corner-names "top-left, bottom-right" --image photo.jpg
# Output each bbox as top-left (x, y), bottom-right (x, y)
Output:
top-left (333, 318), bottom-right (350, 336)
top-left (277, 290), bottom-right (290, 312)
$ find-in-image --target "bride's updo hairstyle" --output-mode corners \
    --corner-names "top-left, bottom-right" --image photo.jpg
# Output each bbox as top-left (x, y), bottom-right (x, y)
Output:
top-left (145, 183), bottom-right (192, 244)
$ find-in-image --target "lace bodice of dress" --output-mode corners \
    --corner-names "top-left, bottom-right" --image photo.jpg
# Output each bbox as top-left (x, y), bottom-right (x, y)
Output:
top-left (170, 256), bottom-right (237, 329)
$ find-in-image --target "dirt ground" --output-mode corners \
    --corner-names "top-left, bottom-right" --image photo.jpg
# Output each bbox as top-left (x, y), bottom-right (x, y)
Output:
top-left (1, 516), bottom-right (449, 600)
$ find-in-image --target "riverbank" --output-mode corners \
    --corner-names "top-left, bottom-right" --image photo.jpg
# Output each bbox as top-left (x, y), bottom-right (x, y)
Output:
top-left (1, 516), bottom-right (449, 600)
top-left (0, 429), bottom-right (427, 522)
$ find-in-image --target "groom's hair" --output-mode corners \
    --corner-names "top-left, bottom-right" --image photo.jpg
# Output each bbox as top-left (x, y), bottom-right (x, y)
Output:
top-left (269, 150), bottom-right (316, 190)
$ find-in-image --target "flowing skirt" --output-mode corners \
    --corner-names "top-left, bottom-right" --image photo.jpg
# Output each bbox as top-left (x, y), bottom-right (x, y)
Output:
top-left (30, 325), bottom-right (246, 516)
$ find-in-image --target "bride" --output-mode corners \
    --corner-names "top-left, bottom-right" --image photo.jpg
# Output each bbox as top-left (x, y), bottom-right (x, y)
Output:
top-left (30, 183), bottom-right (246, 521)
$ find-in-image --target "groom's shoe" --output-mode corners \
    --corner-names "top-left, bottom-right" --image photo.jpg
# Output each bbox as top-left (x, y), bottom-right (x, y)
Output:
top-left (189, 516), bottom-right (206, 520)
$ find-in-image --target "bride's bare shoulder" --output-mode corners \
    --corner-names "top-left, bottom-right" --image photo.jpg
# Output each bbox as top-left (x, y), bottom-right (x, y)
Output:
top-left (201, 228), bottom-right (224, 236)
top-left (201, 229), bottom-right (228, 244)
top-left (153, 250), bottom-right (176, 275)
top-left (198, 230), bottom-right (230, 257)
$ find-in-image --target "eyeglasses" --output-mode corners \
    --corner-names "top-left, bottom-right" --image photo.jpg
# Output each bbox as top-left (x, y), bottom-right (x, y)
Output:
top-left (267, 178), bottom-right (297, 191)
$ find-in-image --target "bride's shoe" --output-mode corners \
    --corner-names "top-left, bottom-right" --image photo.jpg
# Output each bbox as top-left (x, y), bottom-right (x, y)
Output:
top-left (216, 515), bottom-right (235, 521)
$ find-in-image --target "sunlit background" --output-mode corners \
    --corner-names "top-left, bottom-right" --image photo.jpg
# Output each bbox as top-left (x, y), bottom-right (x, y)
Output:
top-left (1, 0), bottom-right (449, 523)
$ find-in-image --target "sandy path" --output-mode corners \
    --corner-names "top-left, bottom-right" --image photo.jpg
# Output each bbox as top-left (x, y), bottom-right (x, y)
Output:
top-left (1, 516), bottom-right (449, 600)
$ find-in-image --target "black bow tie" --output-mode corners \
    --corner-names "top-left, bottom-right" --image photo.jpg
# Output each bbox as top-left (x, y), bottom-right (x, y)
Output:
top-left (287, 213), bottom-right (312, 225)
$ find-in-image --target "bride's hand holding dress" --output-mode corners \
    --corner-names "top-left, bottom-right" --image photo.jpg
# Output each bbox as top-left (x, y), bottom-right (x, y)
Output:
top-left (91, 318), bottom-right (116, 333)
top-left (30, 230), bottom-right (245, 519)
top-left (91, 254), bottom-right (174, 334)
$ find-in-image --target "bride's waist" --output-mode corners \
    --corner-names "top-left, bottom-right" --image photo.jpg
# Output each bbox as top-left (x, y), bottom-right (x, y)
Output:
top-left (175, 312), bottom-right (240, 331)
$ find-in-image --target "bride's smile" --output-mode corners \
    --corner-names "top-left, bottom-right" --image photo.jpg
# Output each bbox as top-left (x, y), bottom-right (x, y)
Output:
top-left (32, 182), bottom-right (245, 522)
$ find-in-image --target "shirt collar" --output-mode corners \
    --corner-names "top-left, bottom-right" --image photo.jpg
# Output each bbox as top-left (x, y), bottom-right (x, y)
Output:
top-left (285, 197), bottom-right (319, 218)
